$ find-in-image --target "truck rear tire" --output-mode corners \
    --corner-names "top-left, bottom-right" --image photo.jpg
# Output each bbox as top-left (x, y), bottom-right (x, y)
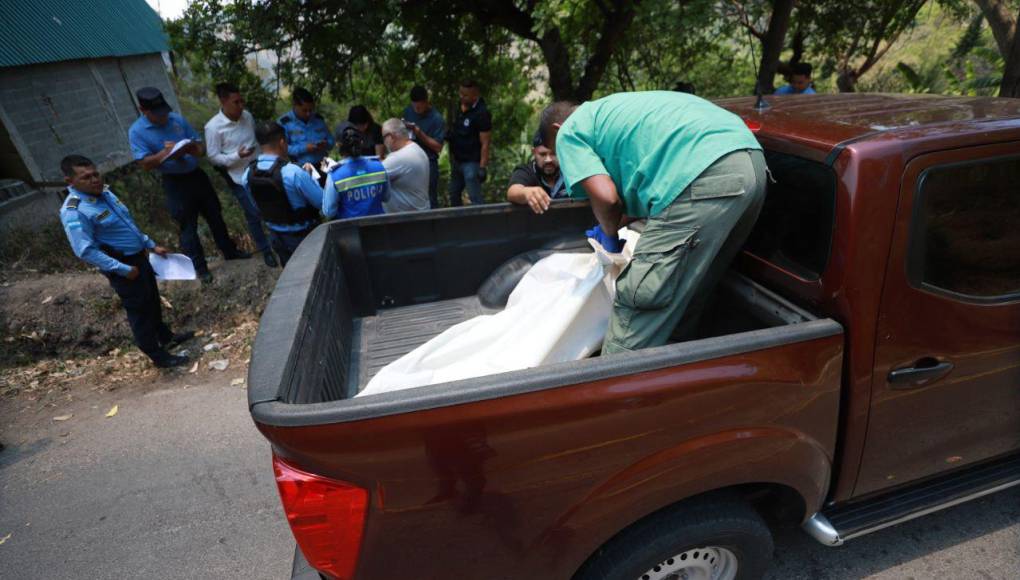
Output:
top-left (574, 495), bottom-right (773, 580)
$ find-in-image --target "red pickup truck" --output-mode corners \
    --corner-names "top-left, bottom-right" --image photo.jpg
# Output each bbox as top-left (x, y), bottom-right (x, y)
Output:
top-left (248, 94), bottom-right (1020, 580)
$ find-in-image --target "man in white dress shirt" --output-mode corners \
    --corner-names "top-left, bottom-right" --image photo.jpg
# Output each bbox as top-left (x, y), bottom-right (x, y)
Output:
top-left (204, 82), bottom-right (276, 267)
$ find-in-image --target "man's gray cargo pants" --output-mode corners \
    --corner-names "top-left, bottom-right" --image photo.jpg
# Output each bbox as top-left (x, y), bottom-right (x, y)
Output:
top-left (603, 149), bottom-right (768, 354)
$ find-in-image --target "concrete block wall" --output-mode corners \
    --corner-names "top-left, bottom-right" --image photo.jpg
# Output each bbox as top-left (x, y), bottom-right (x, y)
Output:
top-left (0, 53), bottom-right (180, 185)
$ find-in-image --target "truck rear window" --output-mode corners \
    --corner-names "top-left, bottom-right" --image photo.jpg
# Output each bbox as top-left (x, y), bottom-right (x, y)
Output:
top-left (745, 151), bottom-right (836, 279)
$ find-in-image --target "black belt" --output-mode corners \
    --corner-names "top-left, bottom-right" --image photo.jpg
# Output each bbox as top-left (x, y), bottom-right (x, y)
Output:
top-left (100, 244), bottom-right (144, 262)
top-left (161, 168), bottom-right (202, 180)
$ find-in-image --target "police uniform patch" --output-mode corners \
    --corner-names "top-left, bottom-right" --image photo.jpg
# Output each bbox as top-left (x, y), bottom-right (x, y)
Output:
top-left (67, 197), bottom-right (80, 210)
top-left (96, 209), bottom-right (111, 220)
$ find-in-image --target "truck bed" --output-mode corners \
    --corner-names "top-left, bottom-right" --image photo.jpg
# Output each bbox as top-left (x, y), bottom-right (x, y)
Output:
top-left (247, 203), bottom-right (844, 579)
top-left (353, 296), bottom-right (498, 390)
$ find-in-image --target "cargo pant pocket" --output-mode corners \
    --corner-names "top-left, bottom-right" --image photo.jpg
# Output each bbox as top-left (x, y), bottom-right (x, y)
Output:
top-left (616, 229), bottom-right (698, 310)
top-left (689, 173), bottom-right (746, 201)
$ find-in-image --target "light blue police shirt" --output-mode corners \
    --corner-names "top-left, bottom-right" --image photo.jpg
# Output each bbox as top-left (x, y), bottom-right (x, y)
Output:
top-left (277, 111), bottom-right (335, 166)
top-left (128, 112), bottom-right (201, 174)
top-left (322, 157), bottom-right (389, 219)
top-left (60, 187), bottom-right (156, 276)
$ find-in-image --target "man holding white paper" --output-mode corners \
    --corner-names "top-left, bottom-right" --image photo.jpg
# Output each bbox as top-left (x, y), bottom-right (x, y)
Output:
top-left (59, 155), bottom-right (193, 369)
top-left (129, 86), bottom-right (248, 284)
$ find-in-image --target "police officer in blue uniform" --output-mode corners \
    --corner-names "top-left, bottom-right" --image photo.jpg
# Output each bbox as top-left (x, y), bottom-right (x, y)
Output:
top-left (322, 122), bottom-right (389, 219)
top-left (128, 87), bottom-right (248, 284)
top-left (240, 122), bottom-right (324, 266)
top-left (59, 155), bottom-right (192, 368)
top-left (277, 88), bottom-right (334, 180)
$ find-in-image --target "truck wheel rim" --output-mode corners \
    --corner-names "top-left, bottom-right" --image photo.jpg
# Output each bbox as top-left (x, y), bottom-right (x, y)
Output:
top-left (637, 546), bottom-right (738, 580)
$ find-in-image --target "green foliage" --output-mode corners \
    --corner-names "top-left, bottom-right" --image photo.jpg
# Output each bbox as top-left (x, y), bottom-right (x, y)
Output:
top-left (600, 0), bottom-right (755, 98)
top-left (869, 4), bottom-right (1003, 96)
top-left (166, 1), bottom-right (278, 120)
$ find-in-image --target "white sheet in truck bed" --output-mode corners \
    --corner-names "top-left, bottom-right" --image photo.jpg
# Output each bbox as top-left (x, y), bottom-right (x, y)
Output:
top-left (352, 297), bottom-right (499, 392)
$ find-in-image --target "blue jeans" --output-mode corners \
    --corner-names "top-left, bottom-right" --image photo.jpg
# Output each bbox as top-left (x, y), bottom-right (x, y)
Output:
top-left (226, 180), bottom-right (270, 253)
top-left (448, 160), bottom-right (483, 206)
top-left (428, 157), bottom-right (440, 209)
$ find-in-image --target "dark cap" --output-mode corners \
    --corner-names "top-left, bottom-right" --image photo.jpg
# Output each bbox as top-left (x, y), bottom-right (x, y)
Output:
top-left (136, 87), bottom-right (172, 114)
top-left (532, 129), bottom-right (544, 148)
top-left (334, 120), bottom-right (357, 143)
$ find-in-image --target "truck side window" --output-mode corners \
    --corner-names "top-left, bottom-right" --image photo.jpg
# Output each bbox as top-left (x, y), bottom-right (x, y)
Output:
top-left (745, 151), bottom-right (836, 279)
top-left (911, 156), bottom-right (1020, 298)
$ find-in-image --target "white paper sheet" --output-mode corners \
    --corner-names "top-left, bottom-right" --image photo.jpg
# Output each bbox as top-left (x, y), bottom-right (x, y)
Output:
top-left (149, 253), bottom-right (196, 281)
top-left (162, 139), bottom-right (192, 163)
top-left (357, 228), bottom-right (640, 397)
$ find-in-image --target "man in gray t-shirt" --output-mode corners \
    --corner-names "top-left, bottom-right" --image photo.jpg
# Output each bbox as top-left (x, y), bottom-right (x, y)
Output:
top-left (380, 118), bottom-right (430, 212)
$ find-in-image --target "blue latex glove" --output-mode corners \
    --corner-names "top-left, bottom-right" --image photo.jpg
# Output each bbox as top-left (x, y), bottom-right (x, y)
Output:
top-left (586, 224), bottom-right (624, 253)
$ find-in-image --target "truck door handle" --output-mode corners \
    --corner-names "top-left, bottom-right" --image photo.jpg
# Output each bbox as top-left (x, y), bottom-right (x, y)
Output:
top-left (887, 358), bottom-right (954, 388)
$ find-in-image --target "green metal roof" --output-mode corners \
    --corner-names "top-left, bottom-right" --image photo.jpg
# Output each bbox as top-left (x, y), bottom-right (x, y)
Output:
top-left (0, 0), bottom-right (168, 68)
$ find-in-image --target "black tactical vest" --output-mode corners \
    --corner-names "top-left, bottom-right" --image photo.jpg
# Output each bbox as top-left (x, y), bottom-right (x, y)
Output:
top-left (247, 159), bottom-right (320, 226)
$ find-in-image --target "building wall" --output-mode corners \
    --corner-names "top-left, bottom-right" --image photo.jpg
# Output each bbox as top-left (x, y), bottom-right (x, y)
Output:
top-left (0, 53), bottom-right (180, 185)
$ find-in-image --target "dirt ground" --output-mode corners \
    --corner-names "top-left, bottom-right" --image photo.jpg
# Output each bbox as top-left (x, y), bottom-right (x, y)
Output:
top-left (0, 257), bottom-right (280, 410)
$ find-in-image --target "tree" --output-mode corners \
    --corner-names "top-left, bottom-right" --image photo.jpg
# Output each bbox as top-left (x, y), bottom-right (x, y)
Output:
top-left (974, 0), bottom-right (1020, 96)
top-left (724, 0), bottom-right (797, 94)
top-left (974, 0), bottom-right (1017, 55)
top-left (800, 0), bottom-right (931, 92)
top-left (1001, 5), bottom-right (1020, 95)
top-left (599, 0), bottom-right (744, 97)
top-left (412, 0), bottom-right (642, 102)
top-left (165, 1), bottom-right (279, 120)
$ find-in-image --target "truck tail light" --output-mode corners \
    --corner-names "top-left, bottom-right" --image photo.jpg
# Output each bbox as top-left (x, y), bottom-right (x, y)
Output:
top-left (744, 118), bottom-right (762, 133)
top-left (273, 455), bottom-right (369, 580)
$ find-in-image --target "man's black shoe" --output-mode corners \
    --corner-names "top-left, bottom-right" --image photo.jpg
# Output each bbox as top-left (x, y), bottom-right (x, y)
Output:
top-left (162, 330), bottom-right (195, 348)
top-left (225, 251), bottom-right (252, 260)
top-left (263, 251), bottom-right (279, 268)
top-left (151, 351), bottom-right (189, 368)
top-left (198, 271), bottom-right (214, 284)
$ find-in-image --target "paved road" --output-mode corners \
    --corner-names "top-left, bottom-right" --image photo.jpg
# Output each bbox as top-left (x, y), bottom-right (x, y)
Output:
top-left (1, 378), bottom-right (1018, 579)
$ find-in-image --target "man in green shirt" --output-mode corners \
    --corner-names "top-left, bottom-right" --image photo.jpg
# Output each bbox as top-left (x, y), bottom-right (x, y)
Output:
top-left (540, 91), bottom-right (767, 354)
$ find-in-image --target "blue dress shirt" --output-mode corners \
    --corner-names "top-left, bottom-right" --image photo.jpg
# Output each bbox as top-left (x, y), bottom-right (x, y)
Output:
top-left (60, 187), bottom-right (156, 276)
top-left (277, 111), bottom-right (335, 166)
top-left (128, 112), bottom-right (202, 174)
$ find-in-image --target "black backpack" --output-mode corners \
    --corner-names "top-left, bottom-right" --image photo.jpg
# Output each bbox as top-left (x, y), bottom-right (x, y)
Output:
top-left (247, 158), bottom-right (320, 226)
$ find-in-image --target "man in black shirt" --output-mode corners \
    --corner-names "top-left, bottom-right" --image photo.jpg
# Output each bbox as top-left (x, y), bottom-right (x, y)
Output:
top-left (507, 131), bottom-right (566, 214)
top-left (447, 80), bottom-right (492, 206)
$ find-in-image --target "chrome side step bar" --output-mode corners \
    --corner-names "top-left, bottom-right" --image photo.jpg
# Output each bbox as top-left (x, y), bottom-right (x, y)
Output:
top-left (803, 453), bottom-right (1020, 547)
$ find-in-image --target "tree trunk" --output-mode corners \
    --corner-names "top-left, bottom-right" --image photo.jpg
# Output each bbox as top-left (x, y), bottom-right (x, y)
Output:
top-left (537, 29), bottom-right (577, 101)
top-left (1001, 7), bottom-right (1020, 98)
top-left (465, 0), bottom-right (639, 102)
top-left (837, 69), bottom-right (857, 92)
top-left (975, 0), bottom-right (1017, 57)
top-left (574, 1), bottom-right (640, 101)
top-left (757, 0), bottom-right (796, 94)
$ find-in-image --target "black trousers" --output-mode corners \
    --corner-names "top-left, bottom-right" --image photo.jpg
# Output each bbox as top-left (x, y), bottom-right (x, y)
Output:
top-left (269, 226), bottom-right (315, 267)
top-left (162, 168), bottom-right (238, 274)
top-left (104, 252), bottom-right (172, 359)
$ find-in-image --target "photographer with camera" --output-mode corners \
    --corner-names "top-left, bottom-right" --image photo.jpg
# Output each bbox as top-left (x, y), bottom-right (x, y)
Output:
top-left (322, 121), bottom-right (389, 219)
top-left (402, 86), bottom-right (445, 208)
